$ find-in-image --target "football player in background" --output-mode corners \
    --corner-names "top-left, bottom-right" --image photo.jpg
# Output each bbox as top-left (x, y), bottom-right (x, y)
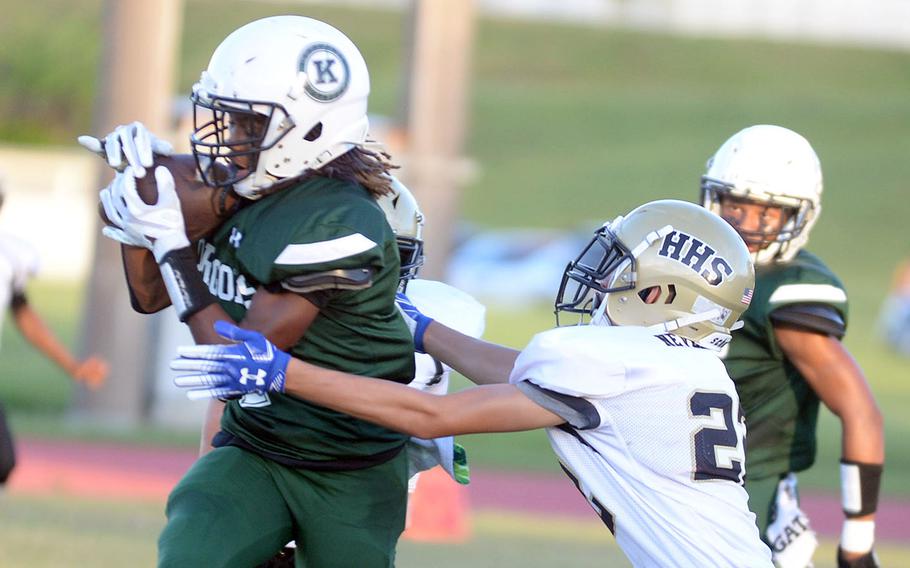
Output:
top-left (0, 180), bottom-right (108, 486)
top-left (378, 179), bottom-right (479, 490)
top-left (701, 125), bottom-right (884, 568)
top-left (172, 199), bottom-right (775, 567)
top-left (84, 16), bottom-right (417, 567)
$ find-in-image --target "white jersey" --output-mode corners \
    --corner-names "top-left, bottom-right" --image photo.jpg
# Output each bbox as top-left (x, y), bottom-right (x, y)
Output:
top-left (0, 231), bottom-right (39, 343)
top-left (509, 325), bottom-right (772, 567)
top-left (404, 279), bottom-right (485, 482)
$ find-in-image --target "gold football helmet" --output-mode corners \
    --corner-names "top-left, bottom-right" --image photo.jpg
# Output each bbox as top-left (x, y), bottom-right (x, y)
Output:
top-left (555, 200), bottom-right (755, 350)
top-left (376, 177), bottom-right (424, 288)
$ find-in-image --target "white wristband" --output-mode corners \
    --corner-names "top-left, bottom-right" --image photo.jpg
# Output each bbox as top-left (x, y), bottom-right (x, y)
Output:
top-left (841, 519), bottom-right (875, 553)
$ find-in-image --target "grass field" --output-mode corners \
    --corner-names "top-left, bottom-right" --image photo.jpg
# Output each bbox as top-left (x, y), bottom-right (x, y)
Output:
top-left (3, 493), bottom-right (910, 567)
top-left (1, 1), bottom-right (909, 565)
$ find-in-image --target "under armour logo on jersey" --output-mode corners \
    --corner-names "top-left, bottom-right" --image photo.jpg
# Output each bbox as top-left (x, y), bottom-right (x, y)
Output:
top-left (228, 228), bottom-right (243, 248)
top-left (239, 368), bottom-right (267, 388)
top-left (299, 43), bottom-right (350, 102)
top-left (658, 230), bottom-right (733, 286)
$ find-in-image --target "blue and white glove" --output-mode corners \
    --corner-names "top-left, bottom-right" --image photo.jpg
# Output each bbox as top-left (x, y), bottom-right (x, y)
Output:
top-left (78, 121), bottom-right (173, 178)
top-left (396, 292), bottom-right (434, 353)
top-left (170, 321), bottom-right (290, 401)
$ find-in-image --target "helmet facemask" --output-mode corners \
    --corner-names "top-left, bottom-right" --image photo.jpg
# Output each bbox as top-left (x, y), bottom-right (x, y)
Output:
top-left (190, 87), bottom-right (294, 195)
top-left (396, 237), bottom-right (424, 291)
top-left (702, 178), bottom-right (815, 264)
top-left (554, 221), bottom-right (635, 326)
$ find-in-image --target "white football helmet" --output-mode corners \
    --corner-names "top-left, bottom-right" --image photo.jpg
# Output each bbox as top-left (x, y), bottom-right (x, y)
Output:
top-left (555, 200), bottom-right (755, 350)
top-left (190, 16), bottom-right (370, 199)
top-left (701, 125), bottom-right (823, 265)
top-left (376, 177), bottom-right (424, 288)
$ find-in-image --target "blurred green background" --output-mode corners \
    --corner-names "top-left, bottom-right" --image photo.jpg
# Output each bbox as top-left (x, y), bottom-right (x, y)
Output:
top-left (0, 0), bottom-right (908, 566)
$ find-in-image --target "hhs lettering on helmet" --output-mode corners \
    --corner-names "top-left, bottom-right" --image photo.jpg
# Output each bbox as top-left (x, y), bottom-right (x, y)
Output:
top-left (657, 231), bottom-right (733, 286)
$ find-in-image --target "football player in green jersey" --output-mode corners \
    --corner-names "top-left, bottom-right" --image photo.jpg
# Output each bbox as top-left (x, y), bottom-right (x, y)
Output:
top-left (702, 125), bottom-right (884, 568)
top-left (89, 16), bottom-right (415, 568)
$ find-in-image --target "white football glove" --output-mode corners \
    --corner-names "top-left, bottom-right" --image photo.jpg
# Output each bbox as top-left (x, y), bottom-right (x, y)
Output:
top-left (99, 177), bottom-right (153, 249)
top-left (78, 121), bottom-right (173, 178)
top-left (110, 165), bottom-right (189, 262)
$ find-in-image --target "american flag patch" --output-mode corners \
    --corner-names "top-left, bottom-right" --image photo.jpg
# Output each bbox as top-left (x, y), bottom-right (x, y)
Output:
top-left (741, 288), bottom-right (754, 305)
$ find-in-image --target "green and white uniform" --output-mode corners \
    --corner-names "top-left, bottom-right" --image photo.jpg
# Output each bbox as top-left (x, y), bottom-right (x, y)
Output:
top-left (204, 177), bottom-right (415, 465)
top-left (722, 250), bottom-right (847, 533)
top-left (159, 177), bottom-right (415, 568)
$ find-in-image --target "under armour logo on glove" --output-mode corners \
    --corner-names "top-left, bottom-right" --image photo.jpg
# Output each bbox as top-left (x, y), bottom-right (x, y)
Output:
top-left (239, 368), bottom-right (267, 388)
top-left (171, 321), bottom-right (290, 400)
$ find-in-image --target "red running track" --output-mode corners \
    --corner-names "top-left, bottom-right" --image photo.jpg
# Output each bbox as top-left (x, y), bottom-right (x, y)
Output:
top-left (8, 437), bottom-right (909, 542)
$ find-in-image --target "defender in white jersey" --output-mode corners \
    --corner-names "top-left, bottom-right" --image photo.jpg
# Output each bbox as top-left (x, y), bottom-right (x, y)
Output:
top-left (0, 184), bottom-right (109, 486)
top-left (377, 180), bottom-right (484, 483)
top-left (172, 200), bottom-right (773, 566)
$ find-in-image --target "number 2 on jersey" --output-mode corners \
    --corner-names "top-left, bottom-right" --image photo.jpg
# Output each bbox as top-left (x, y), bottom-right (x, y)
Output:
top-left (689, 391), bottom-right (746, 484)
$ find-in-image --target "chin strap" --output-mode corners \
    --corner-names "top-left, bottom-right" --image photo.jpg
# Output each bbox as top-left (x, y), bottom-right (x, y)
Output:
top-left (589, 296), bottom-right (612, 327)
top-left (648, 308), bottom-right (724, 334)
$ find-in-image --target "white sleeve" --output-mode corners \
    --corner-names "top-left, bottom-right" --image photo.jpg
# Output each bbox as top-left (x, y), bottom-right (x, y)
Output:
top-left (0, 233), bottom-right (40, 293)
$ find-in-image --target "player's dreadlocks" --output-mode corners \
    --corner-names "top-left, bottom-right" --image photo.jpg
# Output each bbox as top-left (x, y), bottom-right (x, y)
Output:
top-left (311, 145), bottom-right (398, 198)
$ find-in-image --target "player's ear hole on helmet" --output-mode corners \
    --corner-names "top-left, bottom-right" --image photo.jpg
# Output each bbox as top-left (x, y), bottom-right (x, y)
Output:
top-left (637, 284), bottom-right (677, 305)
top-left (303, 123), bottom-right (323, 142)
top-left (638, 286), bottom-right (660, 304)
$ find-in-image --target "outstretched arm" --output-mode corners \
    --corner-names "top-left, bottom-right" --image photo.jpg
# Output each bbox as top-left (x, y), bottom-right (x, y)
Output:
top-left (397, 293), bottom-right (519, 385)
top-left (12, 298), bottom-right (108, 389)
top-left (422, 321), bottom-right (520, 386)
top-left (776, 326), bottom-right (884, 565)
top-left (284, 359), bottom-right (561, 438)
top-left (171, 323), bottom-right (563, 438)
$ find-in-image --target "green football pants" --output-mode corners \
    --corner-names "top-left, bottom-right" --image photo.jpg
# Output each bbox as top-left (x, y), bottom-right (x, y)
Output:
top-left (158, 445), bottom-right (408, 568)
top-left (745, 473), bottom-right (786, 537)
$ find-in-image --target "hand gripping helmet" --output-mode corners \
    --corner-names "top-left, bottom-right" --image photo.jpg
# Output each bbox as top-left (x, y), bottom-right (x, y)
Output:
top-left (376, 177), bottom-right (425, 289)
top-left (701, 125), bottom-right (823, 265)
top-left (555, 200), bottom-right (755, 351)
top-left (190, 16), bottom-right (370, 199)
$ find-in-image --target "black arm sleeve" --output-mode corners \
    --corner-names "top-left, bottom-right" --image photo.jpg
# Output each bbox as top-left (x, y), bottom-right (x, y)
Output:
top-left (770, 303), bottom-right (846, 339)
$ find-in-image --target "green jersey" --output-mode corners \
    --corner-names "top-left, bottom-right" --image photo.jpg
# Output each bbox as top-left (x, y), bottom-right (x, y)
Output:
top-left (722, 250), bottom-right (847, 479)
top-left (196, 176), bottom-right (415, 466)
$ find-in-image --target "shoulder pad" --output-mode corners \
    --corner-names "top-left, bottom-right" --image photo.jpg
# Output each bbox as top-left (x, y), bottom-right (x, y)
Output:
top-left (281, 267), bottom-right (374, 294)
top-left (770, 303), bottom-right (846, 338)
top-left (509, 326), bottom-right (634, 398)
